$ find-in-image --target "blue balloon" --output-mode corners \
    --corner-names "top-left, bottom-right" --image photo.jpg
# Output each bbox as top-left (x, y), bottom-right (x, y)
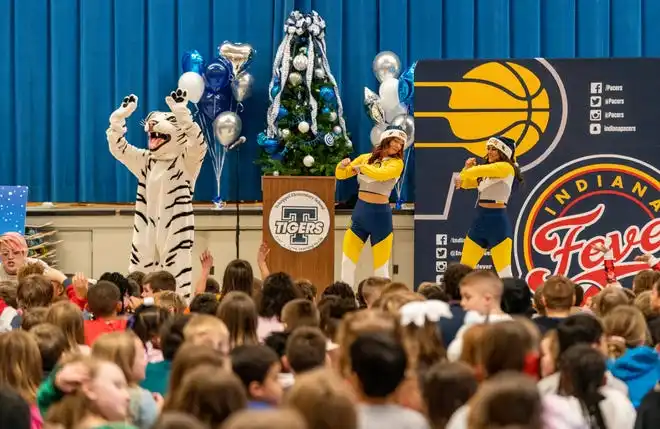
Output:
top-left (182, 50), bottom-right (205, 75)
top-left (270, 85), bottom-right (281, 98)
top-left (205, 61), bottom-right (231, 92)
top-left (277, 107), bottom-right (289, 119)
top-left (398, 61), bottom-right (417, 107)
top-left (198, 88), bottom-right (231, 121)
top-left (319, 86), bottom-right (335, 102)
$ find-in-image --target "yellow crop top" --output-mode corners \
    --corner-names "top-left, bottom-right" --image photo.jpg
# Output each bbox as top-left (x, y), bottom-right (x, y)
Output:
top-left (458, 162), bottom-right (515, 204)
top-left (335, 153), bottom-right (404, 197)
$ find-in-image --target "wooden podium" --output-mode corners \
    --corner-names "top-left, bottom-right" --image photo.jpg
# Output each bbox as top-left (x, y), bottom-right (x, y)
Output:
top-left (262, 176), bottom-right (335, 292)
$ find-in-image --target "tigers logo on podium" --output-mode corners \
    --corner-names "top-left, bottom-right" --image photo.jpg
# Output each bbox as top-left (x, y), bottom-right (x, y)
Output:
top-left (514, 155), bottom-right (660, 296)
top-left (268, 191), bottom-right (330, 253)
top-left (415, 60), bottom-right (567, 171)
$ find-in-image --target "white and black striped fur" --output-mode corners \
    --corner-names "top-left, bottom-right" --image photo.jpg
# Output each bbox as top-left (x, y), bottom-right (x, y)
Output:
top-left (106, 89), bottom-right (207, 298)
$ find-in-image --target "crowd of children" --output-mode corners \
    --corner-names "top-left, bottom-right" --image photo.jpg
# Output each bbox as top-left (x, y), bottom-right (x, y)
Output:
top-left (0, 230), bottom-right (660, 429)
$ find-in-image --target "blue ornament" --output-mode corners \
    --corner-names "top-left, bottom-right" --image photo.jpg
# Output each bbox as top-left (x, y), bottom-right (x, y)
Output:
top-left (270, 84), bottom-right (281, 98)
top-left (278, 106), bottom-right (289, 119)
top-left (319, 86), bottom-right (335, 102)
top-left (321, 106), bottom-right (331, 115)
top-left (257, 132), bottom-right (280, 155)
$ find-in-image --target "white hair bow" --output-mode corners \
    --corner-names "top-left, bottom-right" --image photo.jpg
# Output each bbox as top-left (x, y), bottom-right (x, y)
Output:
top-left (400, 300), bottom-right (453, 327)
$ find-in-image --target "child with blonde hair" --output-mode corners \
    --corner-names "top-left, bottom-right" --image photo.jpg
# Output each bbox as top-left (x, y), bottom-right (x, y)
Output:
top-left (0, 330), bottom-right (44, 428)
top-left (603, 305), bottom-right (659, 407)
top-left (91, 331), bottom-right (158, 429)
top-left (183, 314), bottom-right (230, 354)
top-left (39, 355), bottom-right (134, 429)
top-left (46, 300), bottom-right (89, 355)
top-left (155, 291), bottom-right (187, 314)
top-left (447, 270), bottom-right (512, 361)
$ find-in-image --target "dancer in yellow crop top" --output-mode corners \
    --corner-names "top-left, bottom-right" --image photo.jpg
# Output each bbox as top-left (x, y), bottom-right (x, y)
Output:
top-left (335, 127), bottom-right (406, 287)
top-left (455, 136), bottom-right (524, 277)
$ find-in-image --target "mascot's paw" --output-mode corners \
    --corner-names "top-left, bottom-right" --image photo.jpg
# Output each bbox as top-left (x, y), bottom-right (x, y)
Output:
top-left (166, 88), bottom-right (189, 112)
top-left (110, 94), bottom-right (138, 122)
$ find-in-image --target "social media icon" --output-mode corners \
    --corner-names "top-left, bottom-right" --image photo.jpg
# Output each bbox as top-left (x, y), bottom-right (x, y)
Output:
top-left (435, 234), bottom-right (447, 246)
top-left (590, 82), bottom-right (603, 94)
top-left (589, 123), bottom-right (601, 135)
top-left (435, 261), bottom-right (447, 273)
top-left (435, 275), bottom-right (444, 284)
top-left (590, 96), bottom-right (602, 107)
top-left (590, 110), bottom-right (602, 121)
top-left (436, 248), bottom-right (447, 259)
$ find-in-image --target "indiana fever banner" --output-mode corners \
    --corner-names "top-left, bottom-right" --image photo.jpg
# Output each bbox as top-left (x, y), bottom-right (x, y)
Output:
top-left (413, 58), bottom-right (660, 294)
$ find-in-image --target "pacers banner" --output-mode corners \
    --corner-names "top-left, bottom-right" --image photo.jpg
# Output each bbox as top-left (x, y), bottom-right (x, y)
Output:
top-left (414, 59), bottom-right (660, 294)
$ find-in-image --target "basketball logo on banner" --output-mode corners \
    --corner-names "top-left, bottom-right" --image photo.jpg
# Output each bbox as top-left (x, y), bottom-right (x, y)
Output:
top-left (514, 154), bottom-right (660, 294)
top-left (415, 60), bottom-right (567, 171)
top-left (268, 191), bottom-right (330, 252)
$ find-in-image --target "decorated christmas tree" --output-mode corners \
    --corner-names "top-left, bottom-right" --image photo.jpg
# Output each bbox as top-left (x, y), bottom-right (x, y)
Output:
top-left (257, 10), bottom-right (352, 176)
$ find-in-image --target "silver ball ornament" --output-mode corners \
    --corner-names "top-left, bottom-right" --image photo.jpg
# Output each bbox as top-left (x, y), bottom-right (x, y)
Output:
top-left (293, 54), bottom-right (308, 71)
top-left (333, 125), bottom-right (342, 135)
top-left (346, 140), bottom-right (353, 149)
top-left (314, 67), bottom-right (326, 79)
top-left (303, 155), bottom-right (315, 167)
top-left (329, 112), bottom-right (338, 122)
top-left (288, 72), bottom-right (303, 87)
top-left (298, 121), bottom-right (310, 133)
top-left (273, 171), bottom-right (280, 176)
top-left (280, 128), bottom-right (291, 139)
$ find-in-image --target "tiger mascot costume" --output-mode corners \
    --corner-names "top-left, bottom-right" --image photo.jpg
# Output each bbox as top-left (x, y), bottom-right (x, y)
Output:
top-left (107, 88), bottom-right (207, 298)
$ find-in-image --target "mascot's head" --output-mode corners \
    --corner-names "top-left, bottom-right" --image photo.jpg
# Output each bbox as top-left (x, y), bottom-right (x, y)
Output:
top-left (143, 112), bottom-right (185, 160)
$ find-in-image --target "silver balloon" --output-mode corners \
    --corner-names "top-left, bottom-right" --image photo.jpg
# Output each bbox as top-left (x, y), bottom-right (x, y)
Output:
top-left (293, 54), bottom-right (308, 71)
top-left (219, 41), bottom-right (255, 74)
top-left (213, 112), bottom-right (243, 147)
top-left (314, 67), bottom-right (326, 79)
top-left (288, 72), bottom-right (303, 87)
top-left (364, 87), bottom-right (385, 124)
top-left (372, 51), bottom-right (401, 83)
top-left (230, 72), bottom-right (254, 102)
top-left (390, 114), bottom-right (415, 149)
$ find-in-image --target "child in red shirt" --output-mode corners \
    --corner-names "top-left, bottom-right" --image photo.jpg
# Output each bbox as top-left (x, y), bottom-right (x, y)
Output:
top-left (84, 280), bottom-right (127, 346)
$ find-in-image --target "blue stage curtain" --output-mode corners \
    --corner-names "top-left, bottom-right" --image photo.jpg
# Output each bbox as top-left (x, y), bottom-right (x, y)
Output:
top-left (0, 0), bottom-right (658, 203)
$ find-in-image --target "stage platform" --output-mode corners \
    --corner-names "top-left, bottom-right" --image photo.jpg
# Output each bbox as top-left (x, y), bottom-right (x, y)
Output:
top-left (26, 203), bottom-right (416, 288)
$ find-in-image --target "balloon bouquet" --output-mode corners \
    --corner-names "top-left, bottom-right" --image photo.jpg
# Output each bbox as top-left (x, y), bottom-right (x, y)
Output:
top-left (177, 43), bottom-right (256, 208)
top-left (364, 52), bottom-right (416, 209)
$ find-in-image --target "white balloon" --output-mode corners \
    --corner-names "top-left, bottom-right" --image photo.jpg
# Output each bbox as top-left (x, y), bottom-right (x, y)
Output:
top-left (372, 51), bottom-right (401, 83)
top-left (384, 102), bottom-right (408, 123)
top-left (177, 72), bottom-right (205, 104)
top-left (370, 124), bottom-right (387, 147)
top-left (303, 155), bottom-right (315, 167)
top-left (379, 78), bottom-right (400, 112)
